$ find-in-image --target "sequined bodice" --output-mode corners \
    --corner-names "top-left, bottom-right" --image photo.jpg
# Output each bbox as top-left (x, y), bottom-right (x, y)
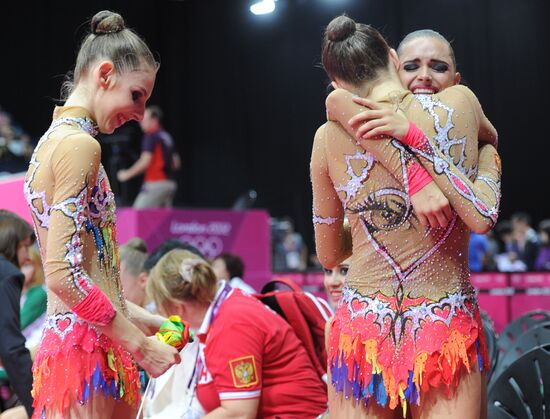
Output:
top-left (24, 107), bottom-right (126, 315)
top-left (351, 94), bottom-right (474, 298)
top-left (312, 86), bottom-right (501, 301)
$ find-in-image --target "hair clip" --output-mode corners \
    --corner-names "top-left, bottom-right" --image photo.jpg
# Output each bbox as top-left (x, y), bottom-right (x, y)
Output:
top-left (179, 259), bottom-right (201, 283)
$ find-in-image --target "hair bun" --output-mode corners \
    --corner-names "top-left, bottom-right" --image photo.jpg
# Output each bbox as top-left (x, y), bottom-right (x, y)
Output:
top-left (327, 15), bottom-right (356, 42)
top-left (91, 10), bottom-right (125, 35)
top-left (125, 237), bottom-right (148, 254)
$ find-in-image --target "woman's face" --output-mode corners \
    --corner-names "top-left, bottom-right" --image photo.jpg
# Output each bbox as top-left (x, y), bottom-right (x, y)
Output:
top-left (120, 260), bottom-right (146, 306)
top-left (16, 237), bottom-right (32, 268)
top-left (212, 258), bottom-right (229, 281)
top-left (323, 258), bottom-right (350, 307)
top-left (398, 37), bottom-right (460, 94)
top-left (20, 261), bottom-right (35, 285)
top-left (94, 65), bottom-right (156, 134)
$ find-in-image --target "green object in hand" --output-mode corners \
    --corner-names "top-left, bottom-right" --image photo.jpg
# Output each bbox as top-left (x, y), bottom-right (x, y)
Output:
top-left (156, 315), bottom-right (194, 350)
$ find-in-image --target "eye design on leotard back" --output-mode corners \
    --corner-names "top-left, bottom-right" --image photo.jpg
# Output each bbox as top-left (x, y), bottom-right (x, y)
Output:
top-left (349, 188), bottom-right (412, 233)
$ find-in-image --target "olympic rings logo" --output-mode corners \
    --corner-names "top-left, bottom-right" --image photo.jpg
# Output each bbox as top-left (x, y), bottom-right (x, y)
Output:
top-left (179, 235), bottom-right (224, 259)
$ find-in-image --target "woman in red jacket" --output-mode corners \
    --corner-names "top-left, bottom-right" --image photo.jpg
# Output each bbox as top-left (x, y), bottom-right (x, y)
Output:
top-left (148, 249), bottom-right (328, 418)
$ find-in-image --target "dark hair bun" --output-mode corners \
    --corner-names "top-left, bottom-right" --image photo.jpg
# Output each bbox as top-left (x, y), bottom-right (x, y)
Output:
top-left (91, 10), bottom-right (125, 35)
top-left (326, 15), bottom-right (356, 42)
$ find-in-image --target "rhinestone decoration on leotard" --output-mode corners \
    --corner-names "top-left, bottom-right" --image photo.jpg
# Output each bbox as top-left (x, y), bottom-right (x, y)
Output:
top-left (415, 94), bottom-right (476, 178)
top-left (335, 149), bottom-right (375, 206)
top-left (25, 117), bottom-right (96, 230)
top-left (406, 130), bottom-right (500, 223)
top-left (25, 117), bottom-right (102, 297)
top-left (25, 110), bottom-right (135, 416)
top-left (312, 88), bottom-right (500, 416)
top-left (312, 213), bottom-right (339, 225)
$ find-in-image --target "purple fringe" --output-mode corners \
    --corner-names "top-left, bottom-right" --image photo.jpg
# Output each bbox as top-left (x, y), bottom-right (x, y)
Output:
top-left (81, 362), bottom-right (121, 403)
top-left (329, 337), bottom-right (485, 409)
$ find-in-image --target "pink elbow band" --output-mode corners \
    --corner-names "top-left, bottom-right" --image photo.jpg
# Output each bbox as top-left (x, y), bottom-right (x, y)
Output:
top-left (72, 284), bottom-right (116, 326)
top-left (402, 122), bottom-right (427, 148)
top-left (407, 162), bottom-right (433, 196)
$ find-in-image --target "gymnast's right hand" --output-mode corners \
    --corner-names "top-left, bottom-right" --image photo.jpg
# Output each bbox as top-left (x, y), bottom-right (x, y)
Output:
top-left (134, 336), bottom-right (181, 378)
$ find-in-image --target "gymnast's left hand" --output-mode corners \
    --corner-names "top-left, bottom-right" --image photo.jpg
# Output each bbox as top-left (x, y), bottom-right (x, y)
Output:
top-left (348, 97), bottom-right (409, 141)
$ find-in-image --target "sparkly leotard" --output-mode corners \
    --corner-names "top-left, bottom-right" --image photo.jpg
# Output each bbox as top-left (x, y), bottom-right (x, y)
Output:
top-left (24, 107), bottom-right (140, 417)
top-left (311, 85), bottom-right (501, 415)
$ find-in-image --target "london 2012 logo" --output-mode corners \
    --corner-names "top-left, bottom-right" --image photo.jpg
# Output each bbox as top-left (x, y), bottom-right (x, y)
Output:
top-left (178, 235), bottom-right (224, 259)
top-left (170, 220), bottom-right (232, 258)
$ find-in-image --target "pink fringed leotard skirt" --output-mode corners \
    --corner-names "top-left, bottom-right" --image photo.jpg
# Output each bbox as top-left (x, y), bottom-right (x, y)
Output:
top-left (32, 312), bottom-right (140, 418)
top-left (328, 287), bottom-right (488, 416)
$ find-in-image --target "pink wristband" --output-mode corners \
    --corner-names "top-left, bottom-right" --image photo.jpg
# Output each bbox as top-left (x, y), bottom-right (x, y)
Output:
top-left (402, 122), bottom-right (427, 148)
top-left (72, 284), bottom-right (116, 326)
top-left (407, 161), bottom-right (433, 196)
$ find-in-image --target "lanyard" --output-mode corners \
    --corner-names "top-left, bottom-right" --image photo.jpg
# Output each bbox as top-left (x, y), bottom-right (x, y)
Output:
top-left (187, 282), bottom-right (233, 390)
top-left (210, 283), bottom-right (233, 326)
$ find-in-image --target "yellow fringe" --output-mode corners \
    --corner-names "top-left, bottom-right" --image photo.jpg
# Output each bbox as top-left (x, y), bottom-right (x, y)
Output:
top-left (398, 383), bottom-right (407, 418)
top-left (412, 352), bottom-right (428, 403)
top-left (364, 339), bottom-right (382, 375)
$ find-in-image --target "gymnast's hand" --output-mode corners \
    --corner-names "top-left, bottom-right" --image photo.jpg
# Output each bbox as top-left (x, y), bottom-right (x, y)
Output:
top-left (348, 97), bottom-right (409, 141)
top-left (134, 335), bottom-right (181, 378)
top-left (410, 181), bottom-right (453, 229)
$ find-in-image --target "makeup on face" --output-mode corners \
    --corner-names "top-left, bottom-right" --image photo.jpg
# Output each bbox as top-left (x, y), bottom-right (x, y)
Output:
top-left (398, 37), bottom-right (458, 95)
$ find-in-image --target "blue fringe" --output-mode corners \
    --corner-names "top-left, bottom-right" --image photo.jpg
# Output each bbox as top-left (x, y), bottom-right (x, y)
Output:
top-left (475, 339), bottom-right (484, 372)
top-left (330, 355), bottom-right (391, 408)
top-left (85, 220), bottom-right (104, 265)
top-left (80, 362), bottom-right (120, 403)
top-left (404, 370), bottom-right (419, 405)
